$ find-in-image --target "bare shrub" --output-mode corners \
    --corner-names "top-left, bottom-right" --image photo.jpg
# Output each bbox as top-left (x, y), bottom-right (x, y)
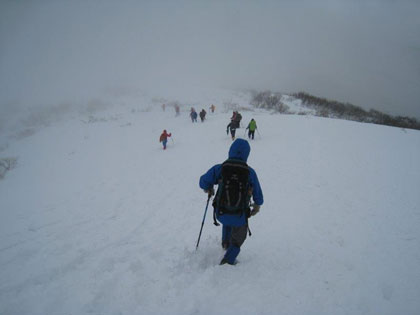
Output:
top-left (276, 102), bottom-right (290, 113)
top-left (0, 157), bottom-right (18, 179)
top-left (251, 90), bottom-right (289, 113)
top-left (223, 100), bottom-right (239, 113)
top-left (317, 108), bottom-right (330, 118)
top-left (237, 106), bottom-right (254, 112)
top-left (293, 91), bottom-right (420, 131)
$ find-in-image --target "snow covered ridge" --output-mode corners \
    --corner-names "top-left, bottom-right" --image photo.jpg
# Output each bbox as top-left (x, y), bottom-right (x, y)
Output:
top-left (251, 90), bottom-right (420, 131)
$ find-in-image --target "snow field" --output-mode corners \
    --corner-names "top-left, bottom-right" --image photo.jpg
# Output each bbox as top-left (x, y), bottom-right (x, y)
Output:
top-left (1, 93), bottom-right (420, 315)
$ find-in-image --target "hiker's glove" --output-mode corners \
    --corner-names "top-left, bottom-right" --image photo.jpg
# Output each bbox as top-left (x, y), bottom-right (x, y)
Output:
top-left (204, 187), bottom-right (215, 196)
top-left (250, 204), bottom-right (260, 216)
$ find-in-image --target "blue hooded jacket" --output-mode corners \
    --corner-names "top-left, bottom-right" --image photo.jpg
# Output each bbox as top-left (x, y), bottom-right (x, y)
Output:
top-left (199, 139), bottom-right (264, 226)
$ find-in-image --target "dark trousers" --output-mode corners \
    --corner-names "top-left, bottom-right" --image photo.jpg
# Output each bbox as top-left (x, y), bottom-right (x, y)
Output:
top-left (248, 130), bottom-right (255, 139)
top-left (227, 122), bottom-right (238, 138)
top-left (222, 225), bottom-right (247, 247)
top-left (222, 224), bottom-right (248, 264)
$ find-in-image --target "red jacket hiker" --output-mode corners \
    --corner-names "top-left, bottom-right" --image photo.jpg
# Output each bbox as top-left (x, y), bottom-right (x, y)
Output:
top-left (159, 130), bottom-right (172, 149)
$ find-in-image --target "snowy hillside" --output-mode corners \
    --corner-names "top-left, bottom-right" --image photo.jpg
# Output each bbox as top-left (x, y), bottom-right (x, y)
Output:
top-left (1, 89), bottom-right (420, 315)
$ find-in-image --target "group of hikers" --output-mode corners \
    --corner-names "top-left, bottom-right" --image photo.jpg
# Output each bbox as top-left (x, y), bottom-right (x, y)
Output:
top-left (158, 105), bottom-right (263, 266)
top-left (160, 108), bottom-right (259, 149)
top-left (227, 111), bottom-right (258, 141)
top-left (162, 103), bottom-right (215, 118)
top-left (190, 107), bottom-right (208, 123)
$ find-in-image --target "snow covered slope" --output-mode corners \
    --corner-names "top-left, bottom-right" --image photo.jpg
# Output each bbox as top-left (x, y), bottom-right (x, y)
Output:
top-left (1, 90), bottom-right (419, 315)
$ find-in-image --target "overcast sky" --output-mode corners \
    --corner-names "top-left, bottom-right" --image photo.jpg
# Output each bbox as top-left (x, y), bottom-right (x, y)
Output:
top-left (1, 0), bottom-right (420, 118)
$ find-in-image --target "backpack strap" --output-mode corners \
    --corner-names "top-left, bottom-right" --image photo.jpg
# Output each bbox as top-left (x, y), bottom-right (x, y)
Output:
top-left (245, 208), bottom-right (252, 237)
top-left (213, 206), bottom-right (220, 226)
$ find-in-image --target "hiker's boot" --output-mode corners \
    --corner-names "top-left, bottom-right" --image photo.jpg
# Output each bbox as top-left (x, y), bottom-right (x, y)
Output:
top-left (220, 258), bottom-right (236, 265)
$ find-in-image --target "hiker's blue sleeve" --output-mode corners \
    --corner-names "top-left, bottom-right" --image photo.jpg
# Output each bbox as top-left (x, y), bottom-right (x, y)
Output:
top-left (199, 164), bottom-right (222, 190)
top-left (249, 167), bottom-right (264, 206)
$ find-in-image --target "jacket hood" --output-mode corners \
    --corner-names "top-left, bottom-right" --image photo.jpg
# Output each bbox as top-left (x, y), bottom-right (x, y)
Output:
top-left (228, 139), bottom-right (250, 162)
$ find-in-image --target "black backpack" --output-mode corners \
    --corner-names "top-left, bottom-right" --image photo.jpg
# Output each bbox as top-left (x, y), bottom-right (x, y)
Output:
top-left (214, 159), bottom-right (251, 216)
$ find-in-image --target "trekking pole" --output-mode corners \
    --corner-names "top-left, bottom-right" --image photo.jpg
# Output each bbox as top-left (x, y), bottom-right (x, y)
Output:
top-left (196, 194), bottom-right (211, 250)
top-left (257, 129), bottom-right (261, 139)
top-left (171, 137), bottom-right (175, 145)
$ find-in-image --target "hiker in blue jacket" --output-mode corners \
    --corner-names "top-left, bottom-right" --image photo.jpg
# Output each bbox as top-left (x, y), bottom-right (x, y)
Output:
top-left (199, 138), bottom-right (264, 265)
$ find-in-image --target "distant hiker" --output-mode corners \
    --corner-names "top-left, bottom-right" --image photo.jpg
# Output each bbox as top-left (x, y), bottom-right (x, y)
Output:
top-left (226, 121), bottom-right (237, 140)
top-left (199, 138), bottom-right (264, 265)
top-left (190, 108), bottom-right (198, 122)
top-left (246, 118), bottom-right (257, 140)
top-left (210, 104), bottom-right (216, 113)
top-left (159, 130), bottom-right (172, 150)
top-left (230, 111), bottom-right (237, 122)
top-left (199, 109), bottom-right (207, 122)
top-left (175, 104), bottom-right (180, 116)
top-left (162, 104), bottom-right (166, 111)
top-left (229, 111), bottom-right (242, 127)
top-left (226, 111), bottom-right (240, 140)
top-left (234, 111), bottom-right (242, 128)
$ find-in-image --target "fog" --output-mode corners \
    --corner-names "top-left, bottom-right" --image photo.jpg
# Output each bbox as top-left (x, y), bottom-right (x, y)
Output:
top-left (1, 0), bottom-right (420, 118)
